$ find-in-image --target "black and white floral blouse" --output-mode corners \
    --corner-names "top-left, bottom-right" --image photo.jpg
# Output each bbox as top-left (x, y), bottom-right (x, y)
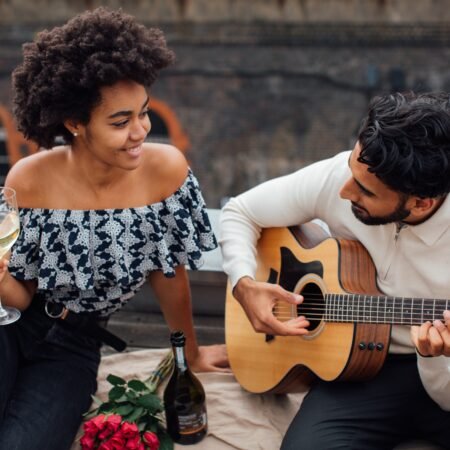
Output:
top-left (8, 170), bottom-right (217, 317)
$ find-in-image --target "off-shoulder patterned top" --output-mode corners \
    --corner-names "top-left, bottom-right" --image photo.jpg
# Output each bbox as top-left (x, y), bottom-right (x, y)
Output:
top-left (8, 170), bottom-right (217, 317)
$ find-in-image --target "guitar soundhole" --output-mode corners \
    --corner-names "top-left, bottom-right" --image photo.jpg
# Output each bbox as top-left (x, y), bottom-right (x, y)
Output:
top-left (299, 282), bottom-right (323, 331)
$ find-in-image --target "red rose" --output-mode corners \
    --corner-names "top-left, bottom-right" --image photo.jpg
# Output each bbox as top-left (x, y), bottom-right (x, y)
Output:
top-left (98, 440), bottom-right (114, 450)
top-left (120, 421), bottom-right (140, 438)
top-left (106, 414), bottom-right (122, 427)
top-left (125, 435), bottom-right (142, 450)
top-left (79, 434), bottom-right (96, 450)
top-left (102, 430), bottom-right (127, 450)
top-left (98, 414), bottom-right (122, 440)
top-left (143, 431), bottom-right (160, 450)
top-left (83, 414), bottom-right (107, 437)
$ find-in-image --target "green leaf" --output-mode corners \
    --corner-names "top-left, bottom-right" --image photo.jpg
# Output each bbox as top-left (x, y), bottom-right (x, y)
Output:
top-left (123, 406), bottom-right (145, 423)
top-left (114, 403), bottom-right (135, 416)
top-left (109, 386), bottom-right (126, 401)
top-left (141, 413), bottom-right (159, 430)
top-left (126, 391), bottom-right (138, 401)
top-left (158, 432), bottom-right (174, 450)
top-left (128, 379), bottom-right (148, 392)
top-left (106, 374), bottom-right (126, 386)
top-left (83, 408), bottom-right (100, 419)
top-left (98, 402), bottom-right (115, 413)
top-left (136, 393), bottom-right (163, 413)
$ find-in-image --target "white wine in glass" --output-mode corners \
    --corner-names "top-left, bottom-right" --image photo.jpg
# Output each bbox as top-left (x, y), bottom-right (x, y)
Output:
top-left (0, 187), bottom-right (20, 325)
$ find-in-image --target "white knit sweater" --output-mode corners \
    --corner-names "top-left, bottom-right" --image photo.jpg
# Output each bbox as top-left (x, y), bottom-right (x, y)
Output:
top-left (219, 150), bottom-right (450, 410)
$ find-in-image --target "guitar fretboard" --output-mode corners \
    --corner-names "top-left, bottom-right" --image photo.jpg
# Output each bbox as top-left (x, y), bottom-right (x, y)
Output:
top-left (324, 294), bottom-right (449, 325)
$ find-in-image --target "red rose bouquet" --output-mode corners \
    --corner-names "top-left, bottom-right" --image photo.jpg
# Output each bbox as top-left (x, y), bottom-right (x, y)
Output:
top-left (80, 352), bottom-right (174, 450)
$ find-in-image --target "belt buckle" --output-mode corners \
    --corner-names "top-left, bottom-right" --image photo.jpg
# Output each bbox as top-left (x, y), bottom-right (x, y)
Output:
top-left (44, 301), bottom-right (69, 319)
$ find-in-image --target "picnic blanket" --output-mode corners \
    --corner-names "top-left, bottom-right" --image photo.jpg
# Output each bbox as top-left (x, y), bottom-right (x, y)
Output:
top-left (70, 348), bottom-right (305, 450)
top-left (70, 349), bottom-right (443, 450)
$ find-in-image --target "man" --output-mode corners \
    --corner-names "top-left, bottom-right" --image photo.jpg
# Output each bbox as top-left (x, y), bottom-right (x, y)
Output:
top-left (219, 92), bottom-right (450, 449)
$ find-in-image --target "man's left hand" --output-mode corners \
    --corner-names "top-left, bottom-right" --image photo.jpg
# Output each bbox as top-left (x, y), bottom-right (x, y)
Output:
top-left (411, 310), bottom-right (450, 357)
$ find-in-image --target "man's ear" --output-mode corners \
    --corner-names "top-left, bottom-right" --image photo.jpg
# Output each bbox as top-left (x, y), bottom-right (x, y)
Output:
top-left (408, 196), bottom-right (442, 220)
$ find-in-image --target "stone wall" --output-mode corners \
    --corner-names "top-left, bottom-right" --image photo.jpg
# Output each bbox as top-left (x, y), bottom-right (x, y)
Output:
top-left (1, 0), bottom-right (450, 23)
top-left (158, 29), bottom-right (450, 204)
top-left (0, 2), bottom-right (449, 205)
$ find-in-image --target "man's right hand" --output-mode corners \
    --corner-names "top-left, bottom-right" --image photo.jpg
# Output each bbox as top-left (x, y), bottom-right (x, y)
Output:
top-left (232, 276), bottom-right (310, 336)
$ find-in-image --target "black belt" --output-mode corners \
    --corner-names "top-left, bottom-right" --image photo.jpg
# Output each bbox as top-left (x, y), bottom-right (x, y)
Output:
top-left (42, 301), bottom-right (127, 352)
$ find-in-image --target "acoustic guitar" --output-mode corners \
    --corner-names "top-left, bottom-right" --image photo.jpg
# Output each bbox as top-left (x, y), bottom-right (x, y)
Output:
top-left (225, 222), bottom-right (449, 394)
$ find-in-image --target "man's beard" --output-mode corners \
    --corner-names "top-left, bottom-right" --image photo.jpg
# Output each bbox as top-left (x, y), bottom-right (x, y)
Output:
top-left (351, 196), bottom-right (410, 226)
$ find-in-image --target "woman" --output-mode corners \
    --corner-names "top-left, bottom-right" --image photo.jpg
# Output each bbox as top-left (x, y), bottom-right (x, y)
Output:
top-left (0, 7), bottom-right (227, 450)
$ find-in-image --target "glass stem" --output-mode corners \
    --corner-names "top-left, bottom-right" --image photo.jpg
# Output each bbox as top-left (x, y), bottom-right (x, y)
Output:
top-left (0, 298), bottom-right (8, 317)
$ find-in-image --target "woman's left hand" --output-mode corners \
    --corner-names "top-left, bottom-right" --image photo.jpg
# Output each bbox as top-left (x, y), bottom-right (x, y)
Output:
top-left (188, 344), bottom-right (230, 373)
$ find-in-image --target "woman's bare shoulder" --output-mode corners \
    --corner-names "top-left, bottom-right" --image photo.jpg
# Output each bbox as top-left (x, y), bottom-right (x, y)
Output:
top-left (5, 147), bottom-right (69, 207)
top-left (141, 143), bottom-right (189, 198)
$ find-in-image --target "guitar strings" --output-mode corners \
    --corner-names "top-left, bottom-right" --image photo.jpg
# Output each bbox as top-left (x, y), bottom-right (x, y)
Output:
top-left (271, 311), bottom-right (441, 322)
top-left (271, 294), bottom-right (447, 309)
top-left (272, 299), bottom-right (445, 311)
top-left (272, 304), bottom-right (443, 313)
top-left (271, 297), bottom-right (444, 323)
top-left (269, 291), bottom-right (448, 302)
top-left (270, 313), bottom-right (440, 323)
top-left (271, 302), bottom-right (441, 310)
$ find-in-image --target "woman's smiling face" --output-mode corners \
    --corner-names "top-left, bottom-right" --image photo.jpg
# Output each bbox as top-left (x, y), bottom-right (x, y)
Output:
top-left (71, 80), bottom-right (151, 171)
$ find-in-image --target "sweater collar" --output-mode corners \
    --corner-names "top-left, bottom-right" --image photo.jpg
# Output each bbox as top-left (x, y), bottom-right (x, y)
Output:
top-left (404, 195), bottom-right (450, 246)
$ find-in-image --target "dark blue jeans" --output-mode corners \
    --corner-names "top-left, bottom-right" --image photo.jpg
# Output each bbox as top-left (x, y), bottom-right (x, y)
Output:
top-left (281, 354), bottom-right (450, 450)
top-left (0, 302), bottom-right (101, 450)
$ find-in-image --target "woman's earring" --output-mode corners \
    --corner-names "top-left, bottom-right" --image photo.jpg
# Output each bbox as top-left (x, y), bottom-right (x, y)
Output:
top-left (73, 132), bottom-right (78, 137)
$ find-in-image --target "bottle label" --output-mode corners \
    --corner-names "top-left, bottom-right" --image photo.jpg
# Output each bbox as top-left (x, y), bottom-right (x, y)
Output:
top-left (178, 410), bottom-right (207, 435)
top-left (174, 347), bottom-right (187, 371)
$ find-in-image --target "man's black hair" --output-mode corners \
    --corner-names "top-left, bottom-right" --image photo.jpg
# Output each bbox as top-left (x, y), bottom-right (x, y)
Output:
top-left (358, 92), bottom-right (450, 198)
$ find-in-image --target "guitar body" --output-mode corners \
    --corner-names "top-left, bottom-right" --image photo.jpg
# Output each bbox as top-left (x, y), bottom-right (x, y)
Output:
top-left (225, 223), bottom-right (391, 394)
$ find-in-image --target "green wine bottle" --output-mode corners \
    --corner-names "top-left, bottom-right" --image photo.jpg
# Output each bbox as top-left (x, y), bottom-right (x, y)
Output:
top-left (164, 331), bottom-right (208, 445)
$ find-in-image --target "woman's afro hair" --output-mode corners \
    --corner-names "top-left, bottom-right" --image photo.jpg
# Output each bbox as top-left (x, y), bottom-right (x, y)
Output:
top-left (12, 7), bottom-right (175, 148)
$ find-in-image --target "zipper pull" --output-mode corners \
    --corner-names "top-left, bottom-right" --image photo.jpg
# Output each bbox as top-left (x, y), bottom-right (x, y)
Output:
top-left (394, 222), bottom-right (406, 242)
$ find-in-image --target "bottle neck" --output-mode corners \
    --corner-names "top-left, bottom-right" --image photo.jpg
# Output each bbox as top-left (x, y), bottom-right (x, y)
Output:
top-left (173, 345), bottom-right (188, 372)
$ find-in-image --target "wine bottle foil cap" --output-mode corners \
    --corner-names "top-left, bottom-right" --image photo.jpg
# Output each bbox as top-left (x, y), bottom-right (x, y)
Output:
top-left (170, 330), bottom-right (186, 346)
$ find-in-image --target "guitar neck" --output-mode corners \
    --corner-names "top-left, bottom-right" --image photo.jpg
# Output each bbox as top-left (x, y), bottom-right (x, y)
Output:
top-left (325, 294), bottom-right (450, 325)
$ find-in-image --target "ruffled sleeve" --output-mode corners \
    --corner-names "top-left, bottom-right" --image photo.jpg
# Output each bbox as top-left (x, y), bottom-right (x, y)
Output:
top-left (8, 208), bottom-right (41, 282)
top-left (8, 170), bottom-right (217, 299)
top-left (139, 169), bottom-right (218, 276)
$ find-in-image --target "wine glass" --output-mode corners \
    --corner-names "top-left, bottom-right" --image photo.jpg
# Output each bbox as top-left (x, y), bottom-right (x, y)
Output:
top-left (0, 187), bottom-right (20, 325)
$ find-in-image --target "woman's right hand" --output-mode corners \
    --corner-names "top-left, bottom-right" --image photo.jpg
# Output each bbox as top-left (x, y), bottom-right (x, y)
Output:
top-left (0, 258), bottom-right (35, 310)
top-left (232, 276), bottom-right (310, 336)
top-left (0, 258), bottom-right (9, 284)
